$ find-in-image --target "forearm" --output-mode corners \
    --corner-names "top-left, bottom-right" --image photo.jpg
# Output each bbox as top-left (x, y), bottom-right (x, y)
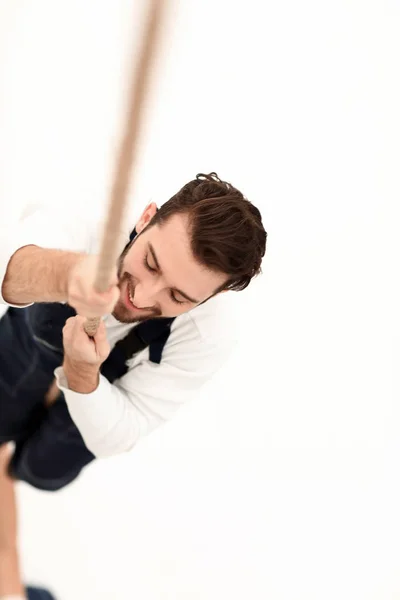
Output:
top-left (63, 359), bottom-right (99, 394)
top-left (1, 245), bottom-right (83, 305)
top-left (54, 365), bottom-right (139, 457)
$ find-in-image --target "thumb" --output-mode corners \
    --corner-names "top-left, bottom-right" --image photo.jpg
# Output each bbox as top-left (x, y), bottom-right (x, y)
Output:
top-left (94, 319), bottom-right (107, 338)
top-left (94, 321), bottom-right (110, 360)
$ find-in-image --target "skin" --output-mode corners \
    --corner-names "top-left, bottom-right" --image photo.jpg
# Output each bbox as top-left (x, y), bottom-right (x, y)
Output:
top-left (59, 203), bottom-right (228, 392)
top-left (112, 203), bottom-right (227, 323)
top-left (0, 204), bottom-right (232, 595)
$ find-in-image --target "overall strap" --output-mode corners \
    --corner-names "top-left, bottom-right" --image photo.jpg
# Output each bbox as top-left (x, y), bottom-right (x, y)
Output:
top-left (100, 317), bottom-right (175, 383)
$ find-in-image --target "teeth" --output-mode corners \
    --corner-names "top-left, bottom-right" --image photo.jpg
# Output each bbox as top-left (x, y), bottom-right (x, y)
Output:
top-left (128, 286), bottom-right (134, 304)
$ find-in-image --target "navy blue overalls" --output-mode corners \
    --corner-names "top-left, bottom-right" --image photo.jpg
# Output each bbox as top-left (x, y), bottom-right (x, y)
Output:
top-left (0, 229), bottom-right (174, 491)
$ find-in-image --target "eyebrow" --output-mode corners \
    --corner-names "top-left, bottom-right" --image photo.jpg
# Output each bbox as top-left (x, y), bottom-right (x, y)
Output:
top-left (148, 243), bottom-right (199, 304)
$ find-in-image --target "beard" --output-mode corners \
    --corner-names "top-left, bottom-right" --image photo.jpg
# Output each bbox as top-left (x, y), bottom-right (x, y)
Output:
top-left (111, 239), bottom-right (161, 324)
top-left (111, 275), bottom-right (161, 324)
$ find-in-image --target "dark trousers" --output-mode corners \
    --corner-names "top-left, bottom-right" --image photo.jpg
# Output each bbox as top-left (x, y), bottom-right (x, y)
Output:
top-left (0, 307), bottom-right (95, 491)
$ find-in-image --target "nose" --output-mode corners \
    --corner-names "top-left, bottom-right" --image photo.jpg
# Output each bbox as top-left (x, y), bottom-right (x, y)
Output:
top-left (133, 280), bottom-right (162, 309)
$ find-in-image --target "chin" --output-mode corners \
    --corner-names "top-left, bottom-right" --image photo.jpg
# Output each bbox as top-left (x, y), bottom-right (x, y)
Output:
top-left (112, 280), bottom-right (162, 323)
top-left (111, 303), bottom-right (155, 324)
top-left (112, 302), bottom-right (139, 324)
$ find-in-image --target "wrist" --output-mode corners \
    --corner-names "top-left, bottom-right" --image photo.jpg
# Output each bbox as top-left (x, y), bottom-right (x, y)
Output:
top-left (60, 252), bottom-right (85, 302)
top-left (63, 359), bottom-right (99, 393)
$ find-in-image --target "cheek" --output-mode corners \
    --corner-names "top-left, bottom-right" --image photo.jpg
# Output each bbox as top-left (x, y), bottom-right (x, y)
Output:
top-left (124, 247), bottom-right (144, 279)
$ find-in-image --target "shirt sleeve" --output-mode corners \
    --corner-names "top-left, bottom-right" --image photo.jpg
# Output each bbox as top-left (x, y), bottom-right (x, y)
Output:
top-left (55, 327), bottom-right (235, 458)
top-left (0, 204), bottom-right (96, 307)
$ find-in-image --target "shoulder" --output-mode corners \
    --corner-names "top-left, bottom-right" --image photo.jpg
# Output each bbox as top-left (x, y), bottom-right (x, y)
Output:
top-left (125, 295), bottom-right (240, 390)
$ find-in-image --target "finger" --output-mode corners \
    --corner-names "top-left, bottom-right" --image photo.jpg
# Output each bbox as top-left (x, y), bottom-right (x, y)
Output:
top-left (94, 320), bottom-right (107, 339)
top-left (108, 272), bottom-right (119, 288)
top-left (74, 314), bottom-right (87, 325)
top-left (97, 338), bottom-right (110, 359)
top-left (94, 322), bottom-right (110, 358)
top-left (62, 319), bottom-right (73, 334)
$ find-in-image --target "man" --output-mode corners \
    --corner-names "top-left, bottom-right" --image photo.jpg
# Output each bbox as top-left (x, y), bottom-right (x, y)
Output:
top-left (0, 171), bottom-right (266, 597)
top-left (0, 172), bottom-right (267, 489)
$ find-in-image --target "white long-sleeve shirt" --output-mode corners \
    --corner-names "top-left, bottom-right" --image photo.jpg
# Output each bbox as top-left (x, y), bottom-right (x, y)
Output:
top-left (0, 206), bottom-right (237, 457)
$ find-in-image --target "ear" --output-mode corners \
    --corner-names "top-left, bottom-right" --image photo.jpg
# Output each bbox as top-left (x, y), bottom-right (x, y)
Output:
top-left (135, 202), bottom-right (158, 234)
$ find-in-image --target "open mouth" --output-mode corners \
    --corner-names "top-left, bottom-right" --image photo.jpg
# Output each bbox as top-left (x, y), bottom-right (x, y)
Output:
top-left (125, 282), bottom-right (139, 310)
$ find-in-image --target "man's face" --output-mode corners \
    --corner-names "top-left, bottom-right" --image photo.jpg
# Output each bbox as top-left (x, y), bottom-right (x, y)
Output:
top-left (112, 208), bottom-right (227, 323)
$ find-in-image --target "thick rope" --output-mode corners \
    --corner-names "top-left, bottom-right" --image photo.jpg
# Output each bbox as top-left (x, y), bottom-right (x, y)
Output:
top-left (85, 0), bottom-right (168, 336)
top-left (45, 0), bottom-right (169, 405)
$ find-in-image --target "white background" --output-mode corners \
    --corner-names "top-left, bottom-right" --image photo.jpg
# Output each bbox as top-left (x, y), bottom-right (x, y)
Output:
top-left (0, 1), bottom-right (400, 598)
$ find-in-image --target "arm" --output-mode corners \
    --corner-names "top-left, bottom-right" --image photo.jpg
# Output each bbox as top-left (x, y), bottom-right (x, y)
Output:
top-left (0, 204), bottom-right (95, 308)
top-left (1, 207), bottom-right (121, 319)
top-left (63, 357), bottom-right (99, 394)
top-left (1, 245), bottom-right (82, 305)
top-left (54, 330), bottom-right (235, 458)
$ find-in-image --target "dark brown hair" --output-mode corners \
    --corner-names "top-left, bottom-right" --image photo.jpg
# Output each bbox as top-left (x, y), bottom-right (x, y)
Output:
top-left (150, 172), bottom-right (267, 292)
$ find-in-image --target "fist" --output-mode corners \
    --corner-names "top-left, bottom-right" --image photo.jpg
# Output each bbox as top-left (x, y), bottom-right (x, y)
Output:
top-left (67, 254), bottom-right (120, 318)
top-left (63, 315), bottom-right (111, 367)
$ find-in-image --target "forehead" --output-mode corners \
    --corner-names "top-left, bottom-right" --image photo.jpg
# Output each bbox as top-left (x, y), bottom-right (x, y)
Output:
top-left (152, 213), bottom-right (192, 254)
top-left (138, 213), bottom-right (225, 300)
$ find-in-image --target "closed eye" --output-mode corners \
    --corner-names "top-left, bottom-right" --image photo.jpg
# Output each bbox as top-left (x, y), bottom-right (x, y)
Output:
top-left (143, 256), bottom-right (157, 273)
top-left (144, 253), bottom-right (191, 306)
top-left (170, 292), bottom-right (187, 305)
